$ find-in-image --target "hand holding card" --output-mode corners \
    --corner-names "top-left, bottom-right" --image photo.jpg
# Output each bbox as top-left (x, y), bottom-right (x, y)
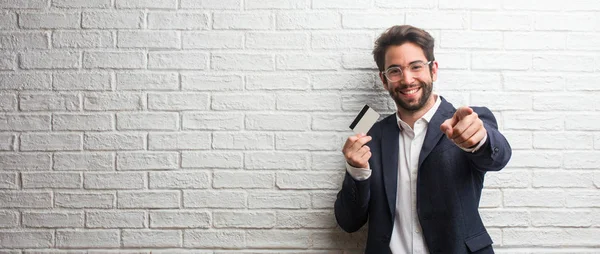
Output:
top-left (343, 105), bottom-right (379, 169)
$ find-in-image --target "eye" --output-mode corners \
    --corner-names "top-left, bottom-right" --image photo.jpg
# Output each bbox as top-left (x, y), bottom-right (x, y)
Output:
top-left (410, 64), bottom-right (423, 71)
top-left (387, 68), bottom-right (401, 75)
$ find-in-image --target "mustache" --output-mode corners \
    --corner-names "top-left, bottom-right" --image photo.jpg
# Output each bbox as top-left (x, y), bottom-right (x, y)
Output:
top-left (394, 83), bottom-right (422, 92)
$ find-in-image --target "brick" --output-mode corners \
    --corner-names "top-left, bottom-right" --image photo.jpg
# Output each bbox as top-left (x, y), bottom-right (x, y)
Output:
top-left (342, 52), bottom-right (378, 70)
top-left (212, 93), bottom-right (275, 110)
top-left (471, 12), bottom-right (531, 30)
top-left (246, 230), bottom-right (309, 248)
top-left (567, 191), bottom-right (600, 207)
top-left (23, 251), bottom-right (88, 254)
top-left (566, 114), bottom-right (600, 131)
top-left (213, 211), bottom-right (274, 228)
top-left (277, 93), bottom-right (341, 111)
top-left (480, 189), bottom-right (501, 208)
top-left (118, 31), bottom-right (180, 49)
top-left (182, 112), bottom-right (243, 130)
top-left (312, 73), bottom-right (375, 90)
top-left (122, 230), bottom-right (181, 248)
top-left (19, 12), bottom-right (79, 29)
top-left (149, 171), bottom-right (210, 189)
top-left (276, 133), bottom-right (340, 151)
top-left (342, 13), bottom-right (402, 29)
top-left (55, 191), bottom-right (114, 208)
top-left (213, 132), bottom-right (273, 150)
top-left (480, 209), bottom-right (529, 227)
top-left (53, 30), bottom-right (113, 48)
top-left (276, 12), bottom-right (340, 29)
top-left (182, 79), bottom-right (239, 96)
top-left (567, 75), bottom-right (600, 91)
top-left (507, 151), bottom-right (562, 168)
top-left (0, 191), bottom-right (52, 208)
top-left (83, 132), bottom-right (146, 150)
top-left (150, 211), bottom-right (210, 228)
top-left (0, 73), bottom-right (51, 90)
top-left (471, 53), bottom-right (531, 71)
top-left (148, 51), bottom-right (207, 70)
top-left (311, 152), bottom-right (345, 170)
top-left (183, 231), bottom-right (244, 248)
top-left (504, 228), bottom-right (600, 246)
top-left (470, 92), bottom-right (532, 111)
top-left (22, 172), bottom-right (81, 188)
top-left (246, 74), bottom-right (308, 91)
top-left (180, 0), bottom-right (241, 9)
top-left (0, 32), bottom-right (48, 49)
top-left (375, 0), bottom-right (435, 8)
top-left (312, 113), bottom-right (355, 131)
top-left (504, 190), bottom-right (565, 207)
top-left (0, 133), bottom-right (14, 150)
top-left (0, 12), bottom-right (16, 29)
top-left (84, 51), bottom-right (146, 69)
top-left (20, 92), bottom-right (79, 111)
top-left (0, 51), bottom-right (16, 70)
top-left (148, 12), bottom-right (208, 29)
top-left (212, 53), bottom-right (273, 71)
top-left (52, 0), bottom-right (111, 8)
top-left (484, 170), bottom-right (530, 188)
top-left (0, 230), bottom-right (52, 248)
top-left (535, 94), bottom-right (597, 111)
top-left (277, 172), bottom-right (342, 189)
top-left (245, 152), bottom-right (309, 170)
top-left (533, 171), bottom-right (593, 188)
top-left (276, 53), bottom-right (339, 70)
top-left (504, 32), bottom-right (565, 50)
top-left (533, 132), bottom-right (593, 150)
top-left (439, 0), bottom-right (500, 9)
top-left (84, 172), bottom-right (145, 189)
top-left (568, 33), bottom-right (600, 50)
top-left (249, 192), bottom-right (310, 209)
top-left (53, 113), bottom-right (113, 131)
top-left (535, 13), bottom-right (596, 31)
top-left (246, 0), bottom-right (308, 9)
top-left (82, 11), bottom-right (144, 29)
top-left (341, 92), bottom-right (394, 112)
top-left (116, 0), bottom-right (177, 9)
top-left (0, 210), bottom-right (18, 227)
top-left (23, 211), bottom-right (83, 228)
top-left (534, 54), bottom-right (595, 72)
top-left (596, 134), bottom-right (600, 150)
top-left (182, 151), bottom-right (242, 169)
top-left (182, 31), bottom-right (243, 49)
top-left (312, 32), bottom-right (372, 49)
top-left (245, 113), bottom-right (310, 131)
top-left (53, 152), bottom-right (114, 171)
top-left (116, 72), bottom-right (178, 91)
top-left (149, 132), bottom-right (211, 150)
top-left (406, 11), bottom-right (468, 29)
top-left (0, 153), bottom-right (51, 171)
top-left (56, 230), bottom-right (119, 248)
top-left (0, 93), bottom-right (17, 111)
top-left (118, 191), bottom-right (180, 209)
top-left (86, 211), bottom-right (145, 228)
top-left (184, 190), bottom-right (246, 208)
top-left (20, 133), bottom-right (80, 151)
top-left (311, 191), bottom-right (336, 209)
top-left (0, 173), bottom-right (18, 189)
top-left (564, 152), bottom-right (600, 169)
top-left (213, 12), bottom-right (271, 30)
top-left (53, 72), bottom-right (111, 91)
top-left (247, 31), bottom-right (308, 49)
top-left (441, 31), bottom-right (502, 49)
top-left (20, 51), bottom-right (79, 69)
top-left (117, 112), bottom-right (178, 131)
top-left (213, 171), bottom-right (274, 189)
top-left (116, 152), bottom-right (178, 170)
top-left (276, 211), bottom-right (336, 228)
top-left (531, 210), bottom-right (594, 227)
top-left (148, 92), bottom-right (209, 110)
top-left (84, 92), bottom-right (144, 111)
top-left (503, 73), bottom-right (564, 91)
top-left (435, 52), bottom-right (469, 70)
top-left (503, 112), bottom-right (563, 131)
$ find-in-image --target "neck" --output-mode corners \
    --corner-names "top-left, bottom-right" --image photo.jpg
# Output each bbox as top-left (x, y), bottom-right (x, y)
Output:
top-left (397, 94), bottom-right (437, 129)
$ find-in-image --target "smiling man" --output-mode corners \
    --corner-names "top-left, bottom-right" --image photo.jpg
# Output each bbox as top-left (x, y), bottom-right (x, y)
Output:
top-left (335, 25), bottom-right (512, 253)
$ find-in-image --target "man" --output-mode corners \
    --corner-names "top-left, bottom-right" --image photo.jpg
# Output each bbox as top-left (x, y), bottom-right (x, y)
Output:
top-left (334, 25), bottom-right (512, 254)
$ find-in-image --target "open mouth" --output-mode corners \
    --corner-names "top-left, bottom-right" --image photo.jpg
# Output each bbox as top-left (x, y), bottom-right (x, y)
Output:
top-left (400, 87), bottom-right (420, 95)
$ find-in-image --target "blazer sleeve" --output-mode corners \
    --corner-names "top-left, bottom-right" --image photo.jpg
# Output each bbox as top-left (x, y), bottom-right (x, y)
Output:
top-left (465, 107), bottom-right (512, 172)
top-left (334, 171), bottom-right (370, 233)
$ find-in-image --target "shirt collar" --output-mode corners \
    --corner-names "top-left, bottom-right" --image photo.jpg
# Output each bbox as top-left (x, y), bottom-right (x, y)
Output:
top-left (395, 94), bottom-right (441, 129)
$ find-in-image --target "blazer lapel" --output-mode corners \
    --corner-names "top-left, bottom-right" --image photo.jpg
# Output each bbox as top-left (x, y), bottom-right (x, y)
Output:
top-left (381, 115), bottom-right (400, 218)
top-left (418, 97), bottom-right (455, 168)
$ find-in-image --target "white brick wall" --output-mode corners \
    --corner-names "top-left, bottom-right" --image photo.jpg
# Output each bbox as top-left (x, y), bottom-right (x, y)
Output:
top-left (0, 0), bottom-right (598, 252)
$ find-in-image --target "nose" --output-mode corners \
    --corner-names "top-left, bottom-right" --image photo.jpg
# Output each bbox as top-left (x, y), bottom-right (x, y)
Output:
top-left (400, 70), bottom-right (414, 85)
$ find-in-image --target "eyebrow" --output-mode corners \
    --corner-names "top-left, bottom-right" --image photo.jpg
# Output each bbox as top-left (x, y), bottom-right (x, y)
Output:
top-left (386, 60), bottom-right (427, 69)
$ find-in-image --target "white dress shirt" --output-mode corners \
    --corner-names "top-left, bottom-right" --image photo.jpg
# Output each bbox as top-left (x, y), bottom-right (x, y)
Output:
top-left (346, 95), bottom-right (486, 253)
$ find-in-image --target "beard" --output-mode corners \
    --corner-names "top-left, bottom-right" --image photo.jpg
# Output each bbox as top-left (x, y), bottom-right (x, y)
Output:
top-left (389, 80), bottom-right (433, 112)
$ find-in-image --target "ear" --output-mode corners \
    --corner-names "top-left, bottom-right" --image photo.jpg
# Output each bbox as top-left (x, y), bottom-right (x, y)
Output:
top-left (379, 72), bottom-right (390, 91)
top-left (431, 61), bottom-right (439, 82)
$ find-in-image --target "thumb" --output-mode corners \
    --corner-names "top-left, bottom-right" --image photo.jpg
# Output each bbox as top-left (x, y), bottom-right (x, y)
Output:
top-left (455, 106), bottom-right (474, 121)
top-left (440, 119), bottom-right (454, 137)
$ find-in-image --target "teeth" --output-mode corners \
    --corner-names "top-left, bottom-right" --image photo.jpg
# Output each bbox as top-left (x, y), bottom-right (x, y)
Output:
top-left (404, 88), bottom-right (419, 94)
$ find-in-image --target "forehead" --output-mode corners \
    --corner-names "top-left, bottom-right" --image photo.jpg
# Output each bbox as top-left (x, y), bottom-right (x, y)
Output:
top-left (384, 42), bottom-right (427, 68)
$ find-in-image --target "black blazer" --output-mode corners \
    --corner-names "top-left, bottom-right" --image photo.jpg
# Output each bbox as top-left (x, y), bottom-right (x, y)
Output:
top-left (335, 97), bottom-right (512, 254)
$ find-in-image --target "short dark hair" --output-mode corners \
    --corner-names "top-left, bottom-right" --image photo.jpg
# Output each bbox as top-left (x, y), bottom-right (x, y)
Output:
top-left (372, 25), bottom-right (435, 72)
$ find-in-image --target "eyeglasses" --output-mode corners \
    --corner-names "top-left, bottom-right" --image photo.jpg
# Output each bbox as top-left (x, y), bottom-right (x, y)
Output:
top-left (383, 60), bottom-right (432, 82)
